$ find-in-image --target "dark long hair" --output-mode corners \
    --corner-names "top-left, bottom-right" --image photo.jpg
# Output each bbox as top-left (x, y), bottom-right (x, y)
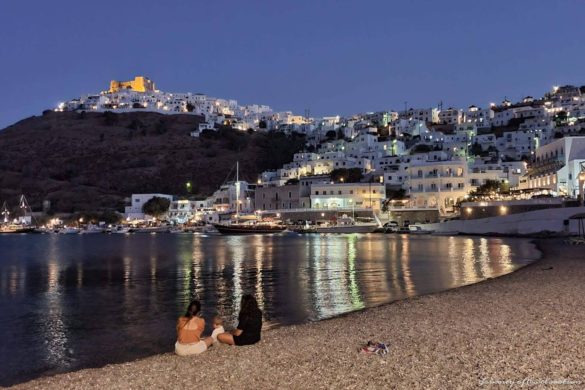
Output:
top-left (239, 294), bottom-right (260, 320)
top-left (185, 300), bottom-right (201, 318)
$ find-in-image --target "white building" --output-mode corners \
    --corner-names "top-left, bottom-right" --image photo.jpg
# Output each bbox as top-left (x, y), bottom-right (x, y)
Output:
top-left (464, 105), bottom-right (493, 127)
top-left (167, 199), bottom-right (217, 224)
top-left (124, 193), bottom-right (173, 221)
top-left (407, 159), bottom-right (467, 213)
top-left (399, 108), bottom-right (439, 124)
top-left (438, 107), bottom-right (463, 125)
top-left (310, 183), bottom-right (385, 211)
top-left (524, 136), bottom-right (585, 197)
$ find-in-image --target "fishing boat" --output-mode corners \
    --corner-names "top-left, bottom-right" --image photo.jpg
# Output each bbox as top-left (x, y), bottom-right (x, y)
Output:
top-left (59, 226), bottom-right (80, 234)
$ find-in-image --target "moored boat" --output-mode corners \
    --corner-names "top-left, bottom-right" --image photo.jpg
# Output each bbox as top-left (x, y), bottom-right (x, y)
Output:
top-left (59, 227), bottom-right (80, 234)
top-left (303, 215), bottom-right (379, 234)
top-left (313, 223), bottom-right (378, 234)
top-left (0, 225), bottom-right (37, 234)
top-left (213, 223), bottom-right (286, 235)
top-left (408, 224), bottom-right (433, 234)
top-left (80, 225), bottom-right (105, 234)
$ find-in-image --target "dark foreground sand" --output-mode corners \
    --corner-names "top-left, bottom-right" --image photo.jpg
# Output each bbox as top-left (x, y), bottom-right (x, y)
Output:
top-left (13, 239), bottom-right (585, 389)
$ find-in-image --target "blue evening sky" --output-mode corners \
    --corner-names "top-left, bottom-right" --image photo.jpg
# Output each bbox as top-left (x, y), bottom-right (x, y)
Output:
top-left (0, 0), bottom-right (583, 129)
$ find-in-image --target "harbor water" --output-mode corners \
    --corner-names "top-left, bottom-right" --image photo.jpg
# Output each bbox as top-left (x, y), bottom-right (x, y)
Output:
top-left (0, 233), bottom-right (540, 386)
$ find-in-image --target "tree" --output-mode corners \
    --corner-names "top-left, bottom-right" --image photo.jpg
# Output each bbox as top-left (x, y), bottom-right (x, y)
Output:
top-left (258, 120), bottom-right (267, 129)
top-left (377, 126), bottom-right (390, 137)
top-left (186, 102), bottom-right (195, 112)
top-left (330, 168), bottom-right (363, 183)
top-left (142, 197), bottom-right (170, 220)
top-left (469, 142), bottom-right (483, 156)
top-left (555, 111), bottom-right (568, 127)
top-left (132, 102), bottom-right (144, 109)
top-left (325, 130), bottom-right (337, 140)
top-left (100, 210), bottom-right (122, 224)
top-left (411, 144), bottom-right (432, 154)
top-left (468, 179), bottom-right (507, 200)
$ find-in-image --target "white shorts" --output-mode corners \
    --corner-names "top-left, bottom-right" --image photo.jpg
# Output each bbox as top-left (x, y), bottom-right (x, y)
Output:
top-left (175, 340), bottom-right (207, 356)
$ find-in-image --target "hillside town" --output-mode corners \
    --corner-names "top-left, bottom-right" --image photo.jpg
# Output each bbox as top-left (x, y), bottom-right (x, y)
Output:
top-left (55, 77), bottom-right (585, 227)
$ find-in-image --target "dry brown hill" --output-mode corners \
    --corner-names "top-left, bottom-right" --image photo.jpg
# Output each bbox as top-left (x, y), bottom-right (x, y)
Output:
top-left (0, 111), bottom-right (305, 213)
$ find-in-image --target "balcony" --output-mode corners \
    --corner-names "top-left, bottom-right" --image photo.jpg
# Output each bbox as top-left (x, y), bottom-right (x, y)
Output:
top-left (409, 172), bottom-right (464, 179)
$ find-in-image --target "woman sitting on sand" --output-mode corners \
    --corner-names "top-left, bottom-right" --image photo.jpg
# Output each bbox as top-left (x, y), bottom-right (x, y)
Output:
top-left (175, 300), bottom-right (215, 356)
top-left (217, 294), bottom-right (263, 346)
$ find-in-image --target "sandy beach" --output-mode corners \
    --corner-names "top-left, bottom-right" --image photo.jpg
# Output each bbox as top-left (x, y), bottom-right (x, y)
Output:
top-left (12, 239), bottom-right (585, 389)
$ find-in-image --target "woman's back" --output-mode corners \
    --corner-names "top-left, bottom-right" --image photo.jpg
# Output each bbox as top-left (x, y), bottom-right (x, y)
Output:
top-left (177, 316), bottom-right (204, 344)
top-left (235, 309), bottom-right (262, 345)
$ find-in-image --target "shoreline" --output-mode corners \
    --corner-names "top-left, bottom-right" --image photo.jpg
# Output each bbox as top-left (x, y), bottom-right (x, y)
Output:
top-left (13, 238), bottom-right (585, 389)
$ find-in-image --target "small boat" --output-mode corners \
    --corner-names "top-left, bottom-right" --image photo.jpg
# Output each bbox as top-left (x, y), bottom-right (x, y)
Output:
top-left (80, 225), bottom-right (105, 234)
top-left (59, 227), bottom-right (80, 234)
top-left (408, 224), bottom-right (433, 235)
top-left (380, 221), bottom-right (400, 233)
top-left (111, 226), bottom-right (131, 234)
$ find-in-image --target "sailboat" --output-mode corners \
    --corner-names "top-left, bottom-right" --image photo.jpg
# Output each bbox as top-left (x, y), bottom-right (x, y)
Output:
top-left (1, 201), bottom-right (9, 224)
top-left (0, 196), bottom-right (37, 233)
top-left (213, 162), bottom-right (286, 235)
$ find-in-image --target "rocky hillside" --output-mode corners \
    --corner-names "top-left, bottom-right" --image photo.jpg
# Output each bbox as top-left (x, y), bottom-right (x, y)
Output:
top-left (0, 111), bottom-right (305, 213)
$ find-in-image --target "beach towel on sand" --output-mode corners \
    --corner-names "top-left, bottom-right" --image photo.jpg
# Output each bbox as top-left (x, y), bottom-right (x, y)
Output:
top-left (359, 341), bottom-right (389, 356)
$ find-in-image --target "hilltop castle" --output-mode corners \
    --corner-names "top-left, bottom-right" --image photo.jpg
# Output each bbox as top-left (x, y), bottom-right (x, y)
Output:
top-left (109, 76), bottom-right (156, 93)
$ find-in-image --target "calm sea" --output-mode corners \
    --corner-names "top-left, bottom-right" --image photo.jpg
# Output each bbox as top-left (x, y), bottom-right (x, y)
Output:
top-left (0, 233), bottom-right (539, 386)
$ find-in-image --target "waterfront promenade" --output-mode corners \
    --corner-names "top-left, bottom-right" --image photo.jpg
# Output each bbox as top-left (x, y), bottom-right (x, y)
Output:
top-left (14, 239), bottom-right (585, 389)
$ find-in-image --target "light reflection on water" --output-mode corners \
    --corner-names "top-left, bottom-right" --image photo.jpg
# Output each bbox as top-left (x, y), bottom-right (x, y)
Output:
top-left (0, 234), bottom-right (539, 386)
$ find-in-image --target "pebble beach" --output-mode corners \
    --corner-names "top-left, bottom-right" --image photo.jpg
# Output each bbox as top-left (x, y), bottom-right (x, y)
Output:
top-left (12, 239), bottom-right (585, 389)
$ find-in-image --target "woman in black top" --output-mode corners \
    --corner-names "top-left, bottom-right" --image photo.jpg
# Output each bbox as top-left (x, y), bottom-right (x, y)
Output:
top-left (218, 294), bottom-right (262, 346)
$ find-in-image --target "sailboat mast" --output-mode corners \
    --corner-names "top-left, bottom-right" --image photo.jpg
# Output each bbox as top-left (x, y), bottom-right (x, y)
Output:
top-left (1, 201), bottom-right (9, 224)
top-left (235, 161), bottom-right (240, 219)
